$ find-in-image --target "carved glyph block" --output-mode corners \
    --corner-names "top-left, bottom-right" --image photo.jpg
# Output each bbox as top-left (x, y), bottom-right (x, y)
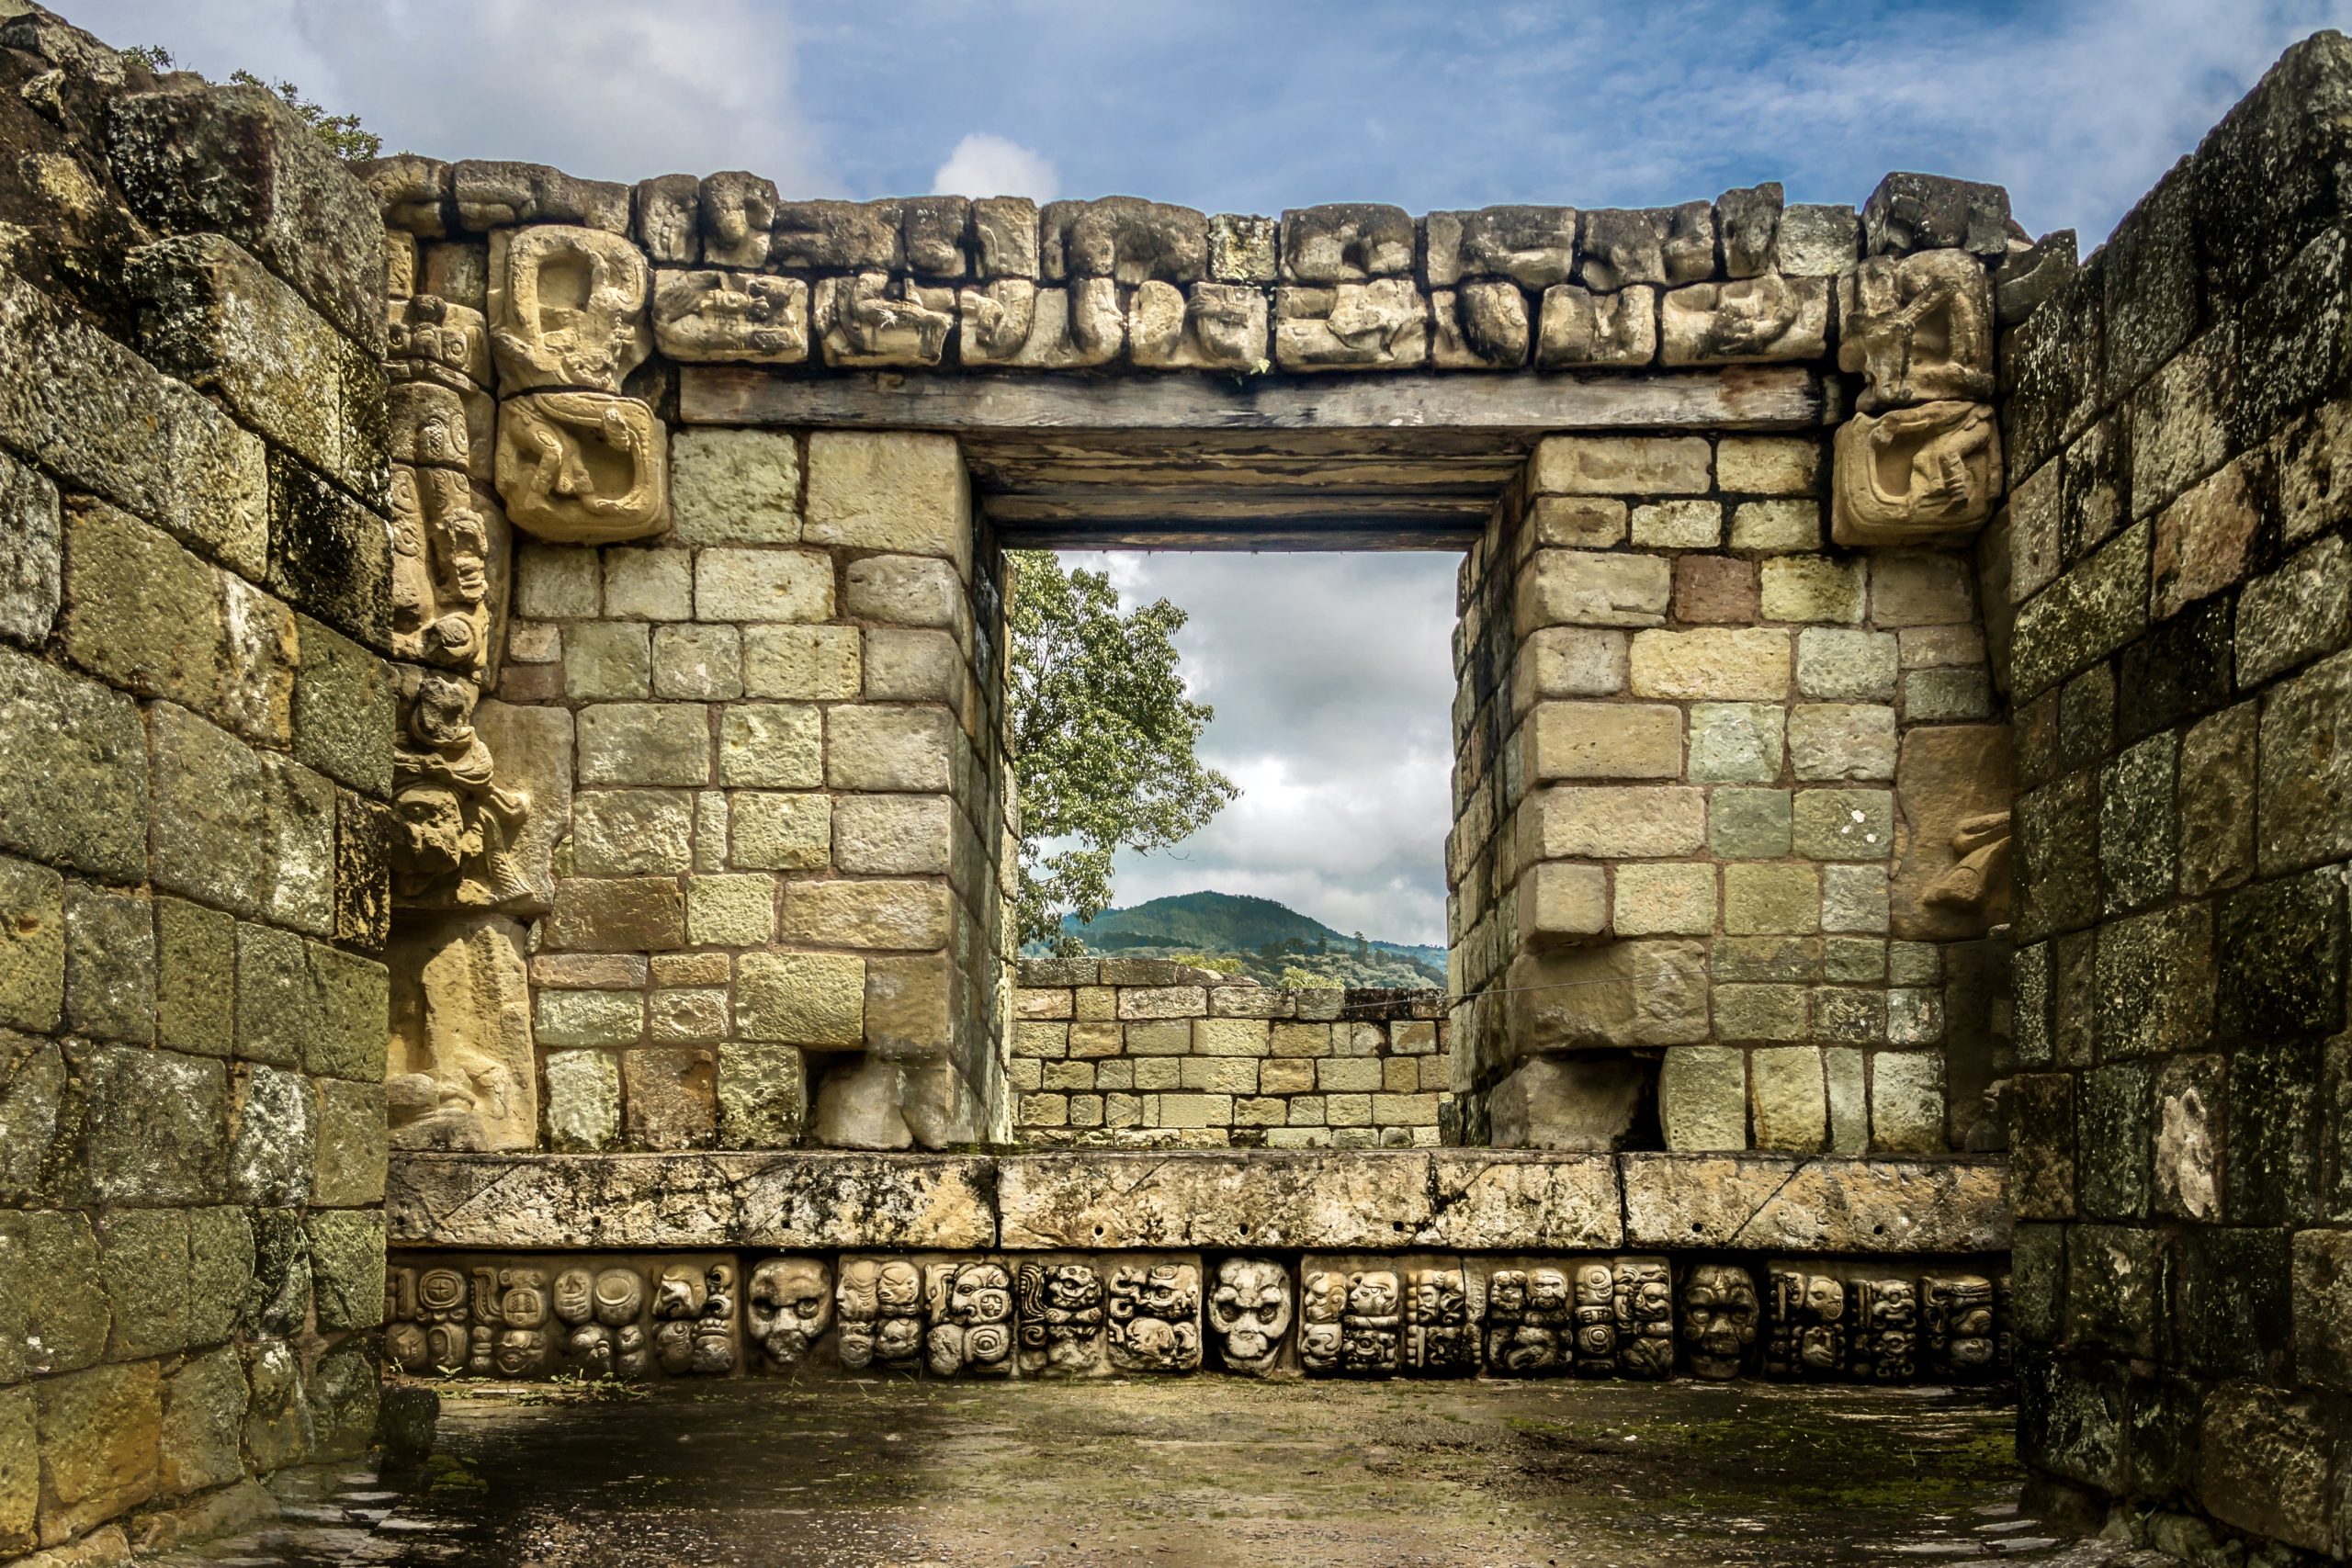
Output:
top-left (1837, 250), bottom-right (1996, 411)
top-left (813, 272), bottom-right (955, 367)
top-left (1577, 204), bottom-right (1714, 292)
top-left (748, 1257), bottom-right (834, 1371)
top-left (1301, 1261), bottom-right (1403, 1378)
top-left (1659, 275), bottom-right (1830, 366)
top-left (1536, 285), bottom-right (1656, 369)
top-left (1678, 1262), bottom-right (1759, 1380)
top-left (1431, 283), bottom-right (1531, 370)
top-left (836, 1257), bottom-right (926, 1372)
top-left (487, 225), bottom-right (652, 393)
top-left (1476, 1259), bottom-right (1572, 1377)
top-left (390, 463), bottom-right (504, 676)
top-left (1923, 1273), bottom-right (1998, 1380)
top-left (387, 1254), bottom-right (741, 1382)
top-left (958, 278), bottom-right (1123, 370)
top-left (494, 389), bottom-right (668, 543)
top-left (1847, 1276), bottom-right (1919, 1382)
top-left (1206, 1258), bottom-right (1293, 1377)
top-left (925, 1258), bottom-right (1015, 1377)
top-left (388, 294), bottom-right (492, 392)
top-left (653, 269), bottom-right (809, 364)
top-left (1128, 281), bottom-right (1268, 370)
top-left (652, 1261), bottom-right (741, 1376)
top-left (1104, 1258), bottom-right (1202, 1373)
top-left (1612, 1256), bottom-right (1675, 1379)
top-left (1016, 1257), bottom-right (1106, 1376)
top-left (1402, 1266), bottom-right (1476, 1374)
top-left (1765, 1266), bottom-right (1849, 1379)
top-left (1426, 205), bottom-right (1578, 289)
top-left (1830, 400), bottom-right (2002, 547)
top-left (1273, 281), bottom-right (1429, 372)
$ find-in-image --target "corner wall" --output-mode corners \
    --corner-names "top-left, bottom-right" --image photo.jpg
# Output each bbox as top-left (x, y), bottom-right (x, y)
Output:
top-left (0, 12), bottom-right (392, 1557)
top-left (2000, 30), bottom-right (2352, 1559)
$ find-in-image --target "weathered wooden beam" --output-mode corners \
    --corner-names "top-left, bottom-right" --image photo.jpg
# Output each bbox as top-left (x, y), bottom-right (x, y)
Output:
top-left (681, 365), bottom-right (1830, 434)
top-left (983, 487), bottom-right (1492, 524)
top-left (962, 456), bottom-right (1524, 492)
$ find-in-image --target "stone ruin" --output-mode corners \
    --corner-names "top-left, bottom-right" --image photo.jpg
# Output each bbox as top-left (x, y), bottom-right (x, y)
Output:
top-left (0, 3), bottom-right (2346, 1561)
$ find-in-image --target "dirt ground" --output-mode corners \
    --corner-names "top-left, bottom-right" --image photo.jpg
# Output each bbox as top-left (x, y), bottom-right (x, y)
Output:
top-left (163, 1376), bottom-right (2143, 1568)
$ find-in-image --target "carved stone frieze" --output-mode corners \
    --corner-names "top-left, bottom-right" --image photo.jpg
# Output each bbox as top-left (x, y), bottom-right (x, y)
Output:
top-left (390, 463), bottom-right (504, 677)
top-left (1479, 1261), bottom-right (1571, 1377)
top-left (1837, 250), bottom-right (1996, 410)
top-left (1128, 280), bottom-right (1267, 370)
top-left (1016, 1258), bottom-right (1106, 1376)
top-left (1041, 197), bottom-right (1205, 285)
top-left (899, 196), bottom-right (971, 279)
top-left (748, 1257), bottom-right (834, 1371)
top-left (1678, 1262), bottom-right (1759, 1380)
top-left (486, 224), bottom-right (652, 392)
top-left (652, 269), bottom-right (809, 364)
top-left (653, 1261), bottom-right (741, 1375)
top-left (1273, 281), bottom-right (1429, 372)
top-left (493, 389), bottom-right (669, 543)
top-left (972, 197), bottom-right (1040, 279)
top-left (1104, 1258), bottom-right (1202, 1372)
top-left (1302, 1263), bottom-right (1402, 1377)
top-left (837, 1256), bottom-right (925, 1372)
top-left (813, 272), bottom-right (955, 367)
top-left (387, 294), bottom-right (492, 392)
top-left (958, 278), bottom-right (1122, 369)
top-left (926, 1258), bottom-right (1014, 1377)
top-left (386, 1256), bottom-right (740, 1381)
top-left (1425, 206), bottom-right (1577, 289)
top-left (1659, 275), bottom-right (1830, 366)
top-left (773, 200), bottom-right (902, 272)
top-left (1278, 204), bottom-right (1415, 283)
top-left (1923, 1273), bottom-right (1998, 1380)
top-left (1577, 203), bottom-right (1714, 292)
top-left (1536, 284), bottom-right (1657, 369)
top-left (1847, 1276), bottom-right (1919, 1382)
top-left (1569, 1259), bottom-right (1618, 1376)
top-left (1431, 282), bottom-right (1531, 370)
top-left (1715, 184), bottom-right (1784, 279)
top-left (702, 171), bottom-right (780, 270)
top-left (1612, 1256), bottom-right (1676, 1379)
top-left (1403, 1266), bottom-right (1475, 1374)
top-left (1206, 1258), bottom-right (1292, 1377)
top-left (1830, 400), bottom-right (2003, 547)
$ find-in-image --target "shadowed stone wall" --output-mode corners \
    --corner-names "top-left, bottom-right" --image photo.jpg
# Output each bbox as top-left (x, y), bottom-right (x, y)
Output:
top-left (0, 10), bottom-right (392, 1560)
top-left (1996, 31), bottom-right (2352, 1561)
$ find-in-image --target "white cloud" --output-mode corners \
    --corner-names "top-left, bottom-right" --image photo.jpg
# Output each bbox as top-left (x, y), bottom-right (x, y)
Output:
top-left (931, 132), bottom-right (1060, 201)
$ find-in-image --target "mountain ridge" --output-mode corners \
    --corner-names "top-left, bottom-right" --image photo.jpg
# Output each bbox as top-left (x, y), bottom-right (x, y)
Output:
top-left (1050, 889), bottom-right (1447, 975)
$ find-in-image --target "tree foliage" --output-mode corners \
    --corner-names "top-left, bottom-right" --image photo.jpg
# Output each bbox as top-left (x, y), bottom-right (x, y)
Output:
top-left (121, 48), bottom-right (383, 160)
top-left (1007, 550), bottom-right (1236, 950)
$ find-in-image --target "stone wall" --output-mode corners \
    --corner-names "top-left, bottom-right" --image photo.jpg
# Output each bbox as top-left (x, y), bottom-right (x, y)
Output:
top-left (1010, 960), bottom-right (1451, 1146)
top-left (1997, 32), bottom-right (2352, 1561)
top-left (0, 13), bottom-right (390, 1559)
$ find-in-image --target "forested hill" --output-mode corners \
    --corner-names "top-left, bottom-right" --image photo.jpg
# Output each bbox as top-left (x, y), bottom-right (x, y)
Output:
top-left (1049, 891), bottom-right (1447, 986)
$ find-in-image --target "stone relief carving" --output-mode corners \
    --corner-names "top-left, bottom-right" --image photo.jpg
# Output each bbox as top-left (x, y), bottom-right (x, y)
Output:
top-left (1577, 204), bottom-right (1714, 291)
top-left (899, 197), bottom-right (971, 279)
top-left (1426, 206), bottom-right (1578, 289)
top-left (487, 224), bottom-right (652, 392)
top-left (837, 1258), bottom-right (925, 1372)
top-left (388, 1258), bottom-right (743, 1381)
top-left (1016, 1259), bottom-right (1106, 1376)
top-left (1659, 275), bottom-right (1831, 366)
top-left (972, 197), bottom-right (1040, 279)
top-left (1482, 1265), bottom-right (1571, 1377)
top-left (1679, 1264), bottom-right (1759, 1380)
top-left (1278, 205), bottom-right (1415, 283)
top-left (652, 269), bottom-right (808, 364)
top-left (1715, 184), bottom-right (1784, 279)
top-left (390, 464), bottom-right (503, 679)
top-left (813, 272), bottom-right (956, 367)
top-left (1536, 284), bottom-right (1657, 368)
top-left (1765, 1267), bottom-right (1849, 1380)
top-left (1128, 280), bottom-right (1267, 370)
top-left (1431, 283), bottom-right (1532, 370)
top-left (1848, 1277), bottom-right (1919, 1382)
top-left (1403, 1267), bottom-right (1475, 1374)
top-left (773, 200), bottom-right (903, 273)
top-left (493, 389), bottom-right (669, 544)
top-left (1892, 725), bottom-right (2014, 942)
top-left (1273, 281), bottom-right (1429, 372)
top-left (1104, 1260), bottom-right (1202, 1373)
top-left (701, 171), bottom-right (779, 270)
top-left (551, 1264), bottom-right (653, 1378)
top-left (1206, 1258), bottom-right (1292, 1377)
top-left (1923, 1274), bottom-right (1997, 1379)
top-left (1613, 1257), bottom-right (1676, 1379)
top-left (1925, 812), bottom-right (2012, 918)
top-left (392, 670), bottom-right (536, 912)
top-left (1571, 1260), bottom-right (1619, 1376)
top-left (1837, 250), bottom-right (1996, 410)
top-left (1301, 1267), bottom-right (1402, 1377)
top-left (652, 1262), bottom-right (740, 1376)
top-left (1040, 197), bottom-right (1207, 285)
top-left (926, 1259), bottom-right (1015, 1378)
top-left (388, 294), bottom-right (493, 392)
top-left (748, 1258), bottom-right (835, 1371)
top-left (386, 911), bottom-right (537, 1152)
top-left (959, 278), bottom-right (1123, 370)
top-left (1831, 400), bottom-right (2004, 547)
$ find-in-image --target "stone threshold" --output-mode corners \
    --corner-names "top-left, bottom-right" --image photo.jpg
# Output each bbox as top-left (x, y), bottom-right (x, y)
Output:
top-left (390, 1149), bottom-right (2007, 1256)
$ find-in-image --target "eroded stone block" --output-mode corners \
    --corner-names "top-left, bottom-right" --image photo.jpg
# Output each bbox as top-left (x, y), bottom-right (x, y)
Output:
top-left (1831, 401), bottom-right (2002, 547)
top-left (1041, 197), bottom-right (1205, 284)
top-left (1272, 280), bottom-right (1428, 371)
top-left (494, 390), bottom-right (668, 543)
top-left (1838, 250), bottom-right (1995, 409)
top-left (1129, 280), bottom-right (1268, 369)
top-left (959, 277), bottom-right (1123, 369)
top-left (1278, 204), bottom-right (1414, 283)
top-left (1659, 275), bottom-right (1829, 365)
top-left (1535, 283), bottom-right (1656, 368)
top-left (652, 269), bottom-right (808, 364)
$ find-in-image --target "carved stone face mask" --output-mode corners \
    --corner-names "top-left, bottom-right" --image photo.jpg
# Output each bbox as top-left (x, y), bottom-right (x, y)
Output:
top-left (1207, 1260), bottom-right (1293, 1374)
top-left (749, 1258), bottom-right (833, 1368)
top-left (1681, 1265), bottom-right (1761, 1378)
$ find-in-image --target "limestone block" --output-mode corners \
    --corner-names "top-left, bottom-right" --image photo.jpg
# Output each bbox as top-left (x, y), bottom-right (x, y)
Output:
top-left (650, 987), bottom-right (729, 1044)
top-left (1673, 557), bottom-right (1759, 623)
top-left (1724, 863), bottom-right (1821, 935)
top-left (1870, 1051), bottom-right (1946, 1153)
top-left (812, 1056), bottom-right (914, 1150)
top-left (1837, 250), bottom-right (1995, 411)
top-left (1860, 173), bottom-right (2010, 257)
top-left (1687, 702), bottom-right (1786, 784)
top-left (1278, 204), bottom-right (1414, 282)
top-left (1515, 861), bottom-right (1608, 946)
top-left (1759, 556), bottom-right (1866, 623)
top-left (652, 269), bottom-right (808, 363)
top-left (1129, 280), bottom-right (1269, 370)
top-left (1715, 183), bottom-right (1783, 278)
top-left (782, 880), bottom-right (950, 950)
top-left (1514, 626), bottom-right (1628, 705)
top-left (1041, 197), bottom-right (1206, 284)
top-left (1207, 214), bottom-right (1277, 282)
top-left (1627, 627), bottom-right (1792, 700)
top-left (1793, 787), bottom-right (1894, 863)
top-left (1659, 1046), bottom-right (1747, 1150)
top-left (812, 272), bottom-right (954, 367)
top-left (718, 704), bottom-right (822, 789)
top-left (653, 624), bottom-right (741, 699)
top-left (1729, 499), bottom-right (1823, 552)
top-left (729, 791), bottom-right (831, 871)
top-left (960, 278), bottom-right (1124, 369)
top-left (1527, 434), bottom-right (1711, 496)
top-left (1709, 788), bottom-right (1794, 859)
top-left (1889, 724), bottom-right (2012, 941)
top-left (1629, 498), bottom-right (1720, 547)
top-left (773, 200), bottom-right (902, 272)
top-left (1576, 204), bottom-right (1714, 291)
top-left (1775, 204), bottom-right (1861, 276)
top-left (1750, 1047), bottom-right (1826, 1151)
top-left (845, 554), bottom-right (962, 628)
top-left (486, 225), bottom-right (650, 393)
top-left (1534, 283), bottom-right (1656, 368)
top-left (361, 152), bottom-right (452, 237)
top-left (387, 911), bottom-right (536, 1151)
top-left (1788, 704), bottom-right (1898, 782)
top-left (1659, 276), bottom-right (1830, 366)
top-left (451, 159), bottom-right (630, 233)
top-left (1525, 701), bottom-right (1681, 781)
top-left (826, 705), bottom-right (953, 792)
top-left (1620, 1152), bottom-right (2007, 1251)
top-left (1796, 628), bottom-right (1899, 701)
top-left (1611, 863), bottom-right (1716, 936)
top-left (0, 649), bottom-right (147, 883)
top-left (623, 1046), bottom-right (718, 1148)
top-left (543, 1049), bottom-right (620, 1150)
top-left (718, 1042), bottom-right (806, 1148)
top-left (1273, 281), bottom-right (1429, 370)
top-left (1717, 437), bottom-right (1818, 495)
top-left (1521, 785), bottom-right (1706, 860)
top-left (745, 625), bottom-right (860, 699)
top-left (1831, 401), bottom-right (2003, 547)
top-left (494, 390), bottom-right (667, 544)
top-left (863, 627), bottom-right (959, 702)
top-left (1514, 549), bottom-right (1671, 631)
top-left (1431, 282), bottom-right (1532, 369)
top-left (686, 873), bottom-right (777, 946)
top-left (33, 1360), bottom-right (161, 1543)
top-left (974, 197), bottom-right (1040, 278)
top-left (1502, 939), bottom-right (1708, 1050)
top-left (1428, 205), bottom-right (1578, 288)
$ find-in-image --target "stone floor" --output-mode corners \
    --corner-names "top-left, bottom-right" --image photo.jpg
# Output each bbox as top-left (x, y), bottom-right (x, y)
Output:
top-left (158, 1379), bottom-right (2165, 1567)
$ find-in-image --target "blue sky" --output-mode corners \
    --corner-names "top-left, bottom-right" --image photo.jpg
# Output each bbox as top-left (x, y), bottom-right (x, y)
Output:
top-left (74, 0), bottom-right (2348, 944)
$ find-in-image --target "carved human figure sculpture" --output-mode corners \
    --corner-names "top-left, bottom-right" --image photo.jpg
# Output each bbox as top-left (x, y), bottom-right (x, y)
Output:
top-left (390, 671), bottom-right (536, 913)
top-left (748, 1258), bottom-right (835, 1371)
top-left (1679, 1264), bottom-right (1761, 1380)
top-left (1206, 1259), bottom-right (1293, 1377)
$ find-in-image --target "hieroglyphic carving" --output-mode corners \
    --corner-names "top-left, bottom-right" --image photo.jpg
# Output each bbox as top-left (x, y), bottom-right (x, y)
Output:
top-left (1613, 1257), bottom-right (1676, 1380)
top-left (1482, 1265), bottom-right (1571, 1377)
top-left (1847, 1277), bottom-right (1919, 1382)
top-left (1403, 1267), bottom-right (1474, 1375)
top-left (392, 671), bottom-right (536, 912)
top-left (652, 270), bottom-right (808, 364)
top-left (550, 1264), bottom-right (652, 1377)
top-left (492, 389), bottom-right (669, 544)
top-left (390, 463), bottom-right (501, 677)
top-left (1659, 275), bottom-right (1830, 366)
top-left (1571, 1260), bottom-right (1618, 1377)
top-left (1206, 1258), bottom-right (1293, 1377)
top-left (837, 1258), bottom-right (924, 1373)
top-left (926, 1259), bottom-right (1014, 1378)
top-left (813, 272), bottom-right (955, 367)
top-left (959, 278), bottom-right (1122, 369)
top-left (388, 294), bottom-right (493, 393)
top-left (486, 224), bottom-right (651, 392)
top-left (1764, 1267), bottom-right (1849, 1380)
top-left (748, 1258), bottom-right (834, 1372)
top-left (1016, 1259), bottom-right (1105, 1376)
top-left (1128, 281), bottom-right (1267, 370)
top-left (1922, 1274), bottom-right (1997, 1380)
top-left (651, 1262), bottom-right (739, 1376)
top-left (1679, 1263), bottom-right (1759, 1380)
top-left (1300, 1267), bottom-right (1401, 1377)
top-left (1831, 400), bottom-right (2003, 547)
top-left (1837, 250), bottom-right (1996, 410)
top-left (384, 1265), bottom-right (470, 1373)
top-left (1273, 281), bottom-right (1429, 372)
top-left (1104, 1261), bottom-right (1202, 1373)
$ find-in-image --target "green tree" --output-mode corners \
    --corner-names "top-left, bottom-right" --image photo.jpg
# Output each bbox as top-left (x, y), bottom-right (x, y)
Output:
top-left (1008, 550), bottom-right (1237, 950)
top-left (122, 48), bottom-right (382, 160)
